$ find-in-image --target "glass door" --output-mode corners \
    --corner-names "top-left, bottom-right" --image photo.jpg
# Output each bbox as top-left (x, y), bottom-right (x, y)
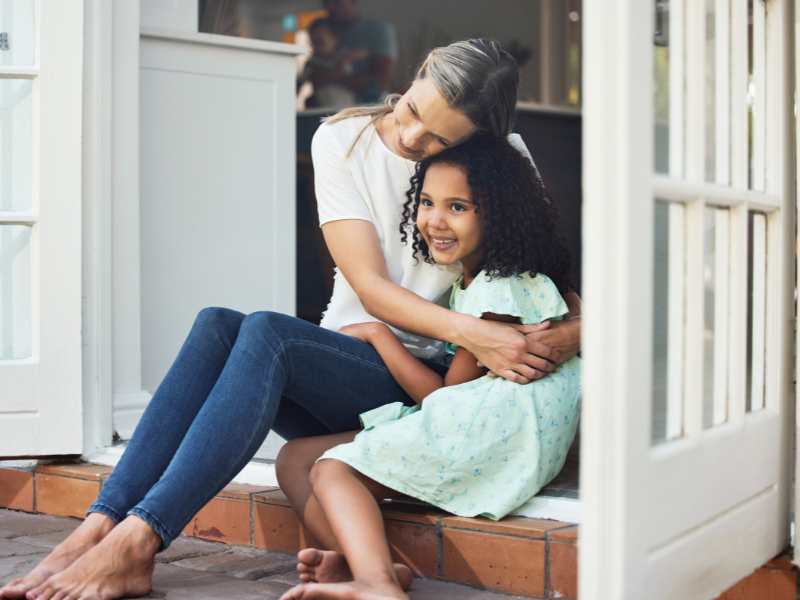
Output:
top-left (0, 0), bottom-right (84, 456)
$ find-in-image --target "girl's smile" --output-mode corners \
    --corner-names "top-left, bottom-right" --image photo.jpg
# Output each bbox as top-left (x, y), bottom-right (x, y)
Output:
top-left (415, 162), bottom-right (483, 279)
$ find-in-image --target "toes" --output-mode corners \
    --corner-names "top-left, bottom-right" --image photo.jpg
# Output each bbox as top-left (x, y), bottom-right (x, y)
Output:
top-left (279, 584), bottom-right (305, 600)
top-left (297, 548), bottom-right (323, 567)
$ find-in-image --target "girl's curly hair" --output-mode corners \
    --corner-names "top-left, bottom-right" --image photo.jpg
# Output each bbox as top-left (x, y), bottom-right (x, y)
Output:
top-left (400, 134), bottom-right (572, 293)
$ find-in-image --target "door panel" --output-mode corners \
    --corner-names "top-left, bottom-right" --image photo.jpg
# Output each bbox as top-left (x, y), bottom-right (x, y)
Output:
top-left (581, 0), bottom-right (793, 597)
top-left (0, 0), bottom-right (83, 456)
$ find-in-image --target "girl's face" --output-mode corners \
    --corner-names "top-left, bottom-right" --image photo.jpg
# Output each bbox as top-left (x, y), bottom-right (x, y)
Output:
top-left (416, 163), bottom-right (483, 275)
top-left (386, 78), bottom-right (477, 161)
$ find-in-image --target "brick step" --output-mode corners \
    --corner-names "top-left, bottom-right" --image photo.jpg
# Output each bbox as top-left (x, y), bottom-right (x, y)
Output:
top-left (0, 462), bottom-right (794, 599)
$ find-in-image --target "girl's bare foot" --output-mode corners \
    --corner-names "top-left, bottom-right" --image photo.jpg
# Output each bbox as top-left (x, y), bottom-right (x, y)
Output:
top-left (279, 580), bottom-right (409, 600)
top-left (0, 513), bottom-right (115, 599)
top-left (296, 548), bottom-right (413, 590)
top-left (24, 515), bottom-right (160, 600)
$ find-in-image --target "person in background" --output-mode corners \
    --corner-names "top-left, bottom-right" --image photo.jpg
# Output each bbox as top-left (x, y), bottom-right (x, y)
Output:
top-left (313, 0), bottom-right (397, 104)
top-left (300, 18), bottom-right (369, 109)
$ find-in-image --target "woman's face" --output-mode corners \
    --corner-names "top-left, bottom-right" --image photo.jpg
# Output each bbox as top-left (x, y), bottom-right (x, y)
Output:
top-left (416, 162), bottom-right (483, 275)
top-left (386, 78), bottom-right (477, 161)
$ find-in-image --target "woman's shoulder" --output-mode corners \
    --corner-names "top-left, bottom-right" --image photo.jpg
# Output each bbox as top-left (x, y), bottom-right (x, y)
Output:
top-left (313, 115), bottom-right (374, 151)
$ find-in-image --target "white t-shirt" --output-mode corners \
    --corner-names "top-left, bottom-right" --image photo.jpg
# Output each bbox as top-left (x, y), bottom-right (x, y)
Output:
top-left (312, 115), bottom-right (535, 360)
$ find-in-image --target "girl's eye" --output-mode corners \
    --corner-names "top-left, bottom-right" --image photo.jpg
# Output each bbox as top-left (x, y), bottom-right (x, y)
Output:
top-left (450, 203), bottom-right (466, 212)
top-left (420, 198), bottom-right (433, 207)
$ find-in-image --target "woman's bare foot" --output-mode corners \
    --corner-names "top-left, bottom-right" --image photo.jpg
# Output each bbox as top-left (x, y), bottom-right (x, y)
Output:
top-left (0, 513), bottom-right (115, 599)
top-left (296, 548), bottom-right (413, 590)
top-left (279, 580), bottom-right (408, 600)
top-left (24, 515), bottom-right (160, 600)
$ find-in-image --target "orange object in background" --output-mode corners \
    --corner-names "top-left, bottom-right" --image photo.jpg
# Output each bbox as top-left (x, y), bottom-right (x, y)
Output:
top-left (282, 10), bottom-right (328, 44)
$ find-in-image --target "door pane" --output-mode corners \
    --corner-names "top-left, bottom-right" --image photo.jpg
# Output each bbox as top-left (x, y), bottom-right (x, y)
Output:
top-left (653, 200), bottom-right (685, 444)
top-left (0, 79), bottom-right (32, 211)
top-left (0, 224), bottom-right (31, 359)
top-left (704, 0), bottom-right (716, 181)
top-left (654, 0), bottom-right (670, 174)
top-left (746, 211), bottom-right (766, 411)
top-left (703, 206), bottom-right (729, 429)
top-left (0, 0), bottom-right (35, 67)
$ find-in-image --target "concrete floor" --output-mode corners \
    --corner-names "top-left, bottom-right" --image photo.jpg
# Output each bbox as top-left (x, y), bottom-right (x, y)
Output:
top-left (0, 510), bottom-right (527, 599)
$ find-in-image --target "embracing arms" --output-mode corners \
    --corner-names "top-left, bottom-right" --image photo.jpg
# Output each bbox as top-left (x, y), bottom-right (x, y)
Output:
top-left (340, 316), bottom-right (506, 404)
top-left (322, 220), bottom-right (581, 383)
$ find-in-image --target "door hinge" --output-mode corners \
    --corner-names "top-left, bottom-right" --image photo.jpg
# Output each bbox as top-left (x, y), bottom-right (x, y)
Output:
top-left (0, 33), bottom-right (9, 52)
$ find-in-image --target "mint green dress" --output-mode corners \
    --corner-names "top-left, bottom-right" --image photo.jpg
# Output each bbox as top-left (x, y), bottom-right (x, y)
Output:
top-left (320, 271), bottom-right (582, 520)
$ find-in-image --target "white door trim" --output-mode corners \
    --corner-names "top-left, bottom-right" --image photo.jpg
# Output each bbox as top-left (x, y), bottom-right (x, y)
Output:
top-left (82, 0), bottom-right (151, 451)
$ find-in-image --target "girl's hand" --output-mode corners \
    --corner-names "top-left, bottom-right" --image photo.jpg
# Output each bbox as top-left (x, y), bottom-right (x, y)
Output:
top-left (338, 322), bottom-right (392, 343)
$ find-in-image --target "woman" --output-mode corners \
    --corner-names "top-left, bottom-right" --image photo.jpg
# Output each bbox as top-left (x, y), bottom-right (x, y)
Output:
top-left (2, 39), bottom-right (580, 600)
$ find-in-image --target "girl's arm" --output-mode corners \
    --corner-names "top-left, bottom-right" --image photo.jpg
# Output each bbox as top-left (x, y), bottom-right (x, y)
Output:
top-left (341, 313), bottom-right (520, 403)
top-left (340, 322), bottom-right (445, 404)
top-left (323, 220), bottom-right (566, 384)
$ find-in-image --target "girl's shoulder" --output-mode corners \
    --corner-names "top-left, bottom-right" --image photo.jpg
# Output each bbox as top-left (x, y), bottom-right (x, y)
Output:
top-left (452, 271), bottom-right (569, 325)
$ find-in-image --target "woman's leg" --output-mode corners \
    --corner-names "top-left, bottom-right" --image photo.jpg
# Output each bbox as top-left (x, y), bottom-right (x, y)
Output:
top-left (0, 307), bottom-right (246, 600)
top-left (280, 460), bottom-right (408, 600)
top-left (28, 312), bottom-right (413, 600)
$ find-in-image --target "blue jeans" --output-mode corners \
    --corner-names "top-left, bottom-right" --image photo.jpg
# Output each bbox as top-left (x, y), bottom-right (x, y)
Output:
top-left (88, 308), bottom-right (441, 548)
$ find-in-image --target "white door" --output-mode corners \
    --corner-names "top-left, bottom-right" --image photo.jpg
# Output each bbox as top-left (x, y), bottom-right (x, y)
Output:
top-left (581, 0), bottom-right (793, 598)
top-left (0, 1), bottom-right (83, 456)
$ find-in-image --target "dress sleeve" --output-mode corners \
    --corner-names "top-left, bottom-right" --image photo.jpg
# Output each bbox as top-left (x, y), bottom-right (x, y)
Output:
top-left (311, 121), bottom-right (374, 226)
top-left (457, 273), bottom-right (569, 325)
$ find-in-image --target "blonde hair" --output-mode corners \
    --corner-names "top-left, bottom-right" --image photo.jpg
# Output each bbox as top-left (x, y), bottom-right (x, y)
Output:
top-left (325, 38), bottom-right (519, 157)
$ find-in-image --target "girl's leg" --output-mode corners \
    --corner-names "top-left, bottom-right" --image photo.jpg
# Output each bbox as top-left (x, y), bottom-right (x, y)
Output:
top-left (28, 312), bottom-right (413, 600)
top-left (276, 437), bottom-right (413, 589)
top-left (281, 459), bottom-right (408, 599)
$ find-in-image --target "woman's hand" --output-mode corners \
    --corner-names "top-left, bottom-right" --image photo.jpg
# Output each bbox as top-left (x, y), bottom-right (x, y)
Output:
top-left (461, 316), bottom-right (580, 384)
top-left (339, 322), bottom-right (392, 344)
top-left (514, 318), bottom-right (581, 366)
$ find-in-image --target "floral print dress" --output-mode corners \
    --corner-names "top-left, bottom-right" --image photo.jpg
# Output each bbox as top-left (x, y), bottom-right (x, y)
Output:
top-left (320, 271), bottom-right (582, 520)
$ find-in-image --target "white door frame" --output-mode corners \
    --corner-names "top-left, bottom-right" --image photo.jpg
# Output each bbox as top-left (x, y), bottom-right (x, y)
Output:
top-left (82, 0), bottom-right (150, 454)
top-left (581, 0), bottom-right (795, 597)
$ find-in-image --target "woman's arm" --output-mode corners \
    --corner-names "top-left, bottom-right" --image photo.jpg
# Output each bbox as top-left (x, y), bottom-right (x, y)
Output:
top-left (323, 220), bottom-right (572, 384)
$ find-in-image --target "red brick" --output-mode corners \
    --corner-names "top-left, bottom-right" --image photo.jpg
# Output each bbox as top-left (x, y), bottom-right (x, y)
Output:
top-left (442, 527), bottom-right (546, 597)
top-left (548, 525), bottom-right (579, 542)
top-left (35, 463), bottom-right (112, 481)
top-left (384, 519), bottom-right (439, 577)
top-left (252, 499), bottom-right (303, 553)
top-left (183, 496), bottom-right (250, 546)
top-left (35, 474), bottom-right (99, 518)
top-left (716, 564), bottom-right (796, 600)
top-left (0, 468), bottom-right (34, 511)
top-left (443, 515), bottom-right (567, 539)
top-left (549, 541), bottom-right (578, 600)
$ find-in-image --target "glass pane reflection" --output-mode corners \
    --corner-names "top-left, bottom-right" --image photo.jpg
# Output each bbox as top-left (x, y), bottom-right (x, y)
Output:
top-left (0, 225), bottom-right (31, 360)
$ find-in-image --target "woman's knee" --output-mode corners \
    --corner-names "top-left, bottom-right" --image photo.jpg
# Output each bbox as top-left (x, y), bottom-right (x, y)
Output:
top-left (194, 306), bottom-right (245, 339)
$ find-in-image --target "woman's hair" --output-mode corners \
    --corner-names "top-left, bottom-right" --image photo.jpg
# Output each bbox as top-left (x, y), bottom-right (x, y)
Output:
top-left (400, 134), bottom-right (572, 293)
top-left (326, 38), bottom-right (519, 153)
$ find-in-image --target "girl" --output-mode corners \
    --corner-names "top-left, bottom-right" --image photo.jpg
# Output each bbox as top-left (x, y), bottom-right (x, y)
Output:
top-left (278, 134), bottom-right (580, 600)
